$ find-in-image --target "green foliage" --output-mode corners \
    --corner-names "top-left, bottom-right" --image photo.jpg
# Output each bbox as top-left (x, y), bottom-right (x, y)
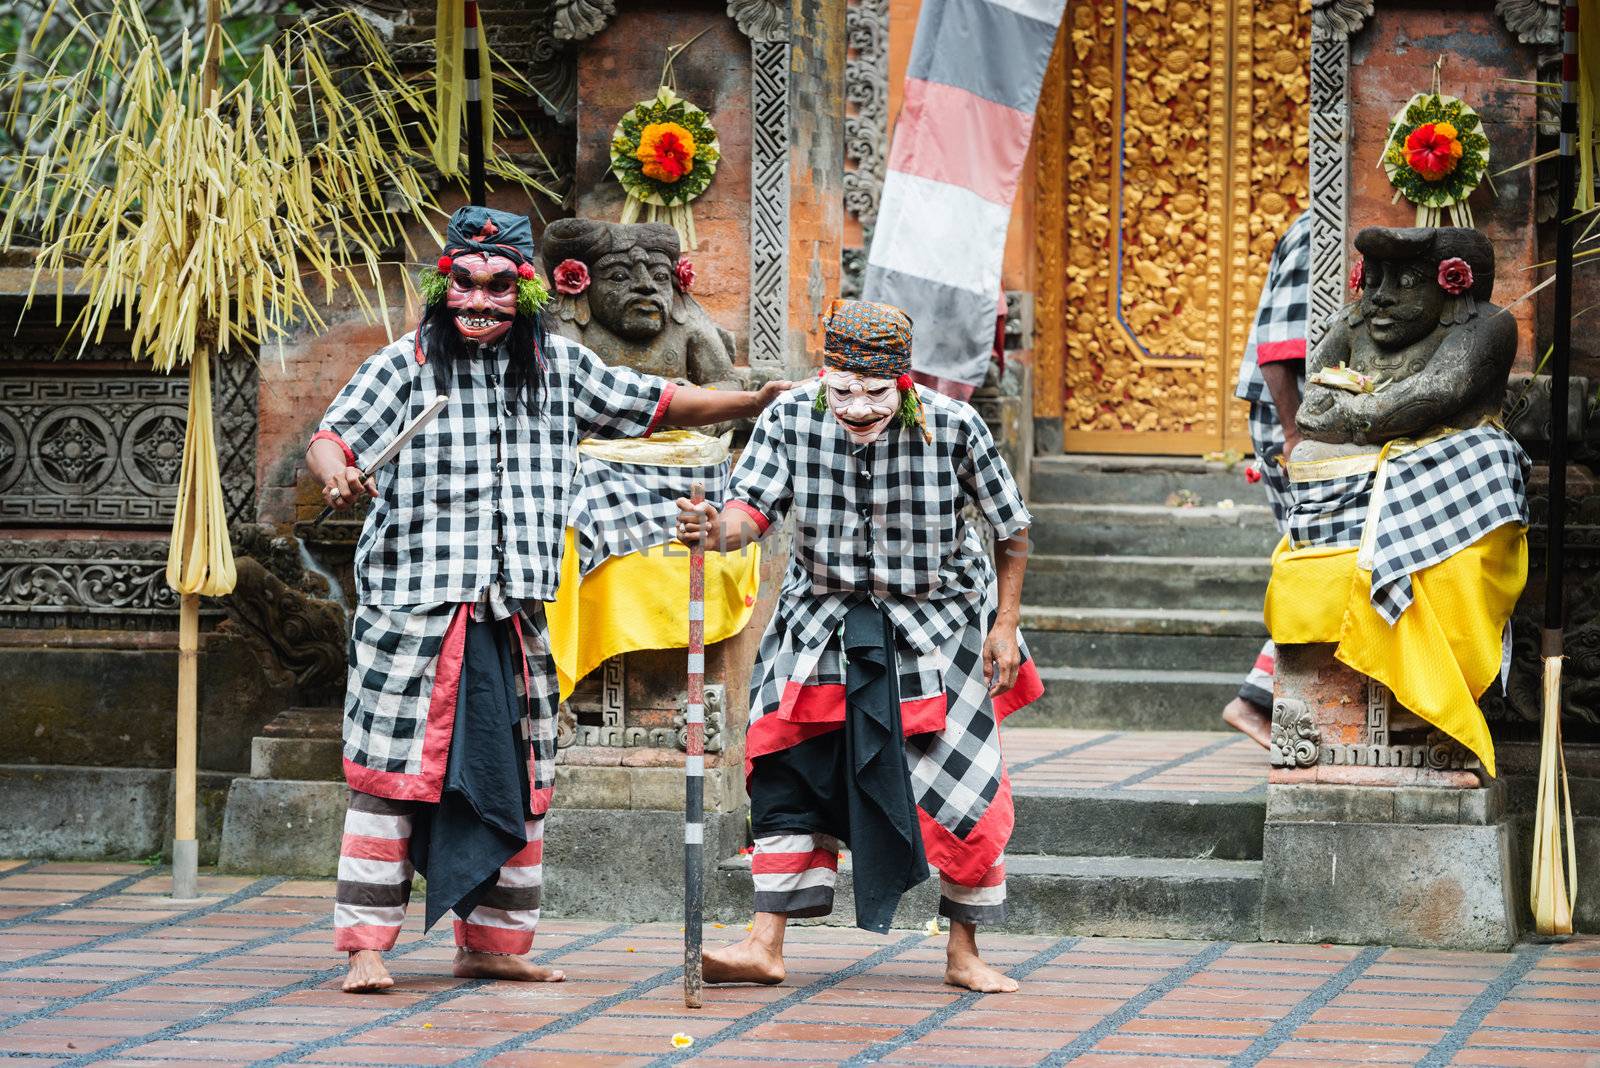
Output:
top-left (419, 266), bottom-right (448, 306)
top-left (516, 273), bottom-right (549, 317)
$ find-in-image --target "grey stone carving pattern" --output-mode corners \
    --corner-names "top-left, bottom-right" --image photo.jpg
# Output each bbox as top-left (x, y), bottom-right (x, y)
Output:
top-left (1496, 0), bottom-right (1560, 45)
top-left (550, 0), bottom-right (615, 43)
top-left (749, 36), bottom-right (792, 371)
top-left (728, 0), bottom-right (789, 43)
top-left (1307, 22), bottom-right (1352, 348)
top-left (1311, 0), bottom-right (1372, 37)
top-left (842, 0), bottom-right (888, 301)
top-left (1367, 680), bottom-right (1390, 747)
top-left (602, 654), bottom-right (625, 730)
top-left (0, 539), bottom-right (179, 629)
top-left (1270, 697), bottom-right (1321, 768)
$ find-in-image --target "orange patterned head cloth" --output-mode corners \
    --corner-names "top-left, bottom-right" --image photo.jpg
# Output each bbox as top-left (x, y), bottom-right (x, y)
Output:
top-left (823, 299), bottom-right (913, 377)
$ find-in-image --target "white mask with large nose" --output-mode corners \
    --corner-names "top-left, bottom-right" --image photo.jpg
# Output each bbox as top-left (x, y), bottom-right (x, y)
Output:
top-left (823, 369), bottom-right (899, 445)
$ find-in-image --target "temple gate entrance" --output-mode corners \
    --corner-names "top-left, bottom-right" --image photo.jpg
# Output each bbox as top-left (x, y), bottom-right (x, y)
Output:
top-left (1032, 0), bottom-right (1310, 456)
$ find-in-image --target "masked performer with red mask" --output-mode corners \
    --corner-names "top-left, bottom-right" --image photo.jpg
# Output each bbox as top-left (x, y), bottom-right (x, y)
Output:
top-left (676, 299), bottom-right (1042, 993)
top-left (308, 207), bottom-right (789, 993)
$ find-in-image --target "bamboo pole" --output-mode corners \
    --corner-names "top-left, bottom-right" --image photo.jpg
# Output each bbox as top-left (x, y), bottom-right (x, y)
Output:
top-left (462, 0), bottom-right (486, 204)
top-left (170, 0), bottom-right (222, 902)
top-left (173, 591), bottom-right (200, 899)
top-left (683, 482), bottom-right (706, 1009)
top-left (1532, 0), bottom-right (1581, 937)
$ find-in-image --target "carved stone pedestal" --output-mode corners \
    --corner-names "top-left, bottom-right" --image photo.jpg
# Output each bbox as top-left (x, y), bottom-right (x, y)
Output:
top-left (1262, 643), bottom-right (1518, 950)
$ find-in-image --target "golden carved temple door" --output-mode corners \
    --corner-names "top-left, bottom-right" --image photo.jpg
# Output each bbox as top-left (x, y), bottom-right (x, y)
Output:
top-left (1033, 0), bottom-right (1309, 455)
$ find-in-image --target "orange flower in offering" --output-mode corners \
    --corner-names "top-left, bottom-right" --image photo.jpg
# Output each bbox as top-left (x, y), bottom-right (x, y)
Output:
top-left (636, 121), bottom-right (697, 183)
top-left (1404, 121), bottom-right (1464, 182)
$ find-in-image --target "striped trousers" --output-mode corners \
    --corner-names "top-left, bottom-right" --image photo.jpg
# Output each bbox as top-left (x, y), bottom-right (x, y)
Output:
top-left (333, 789), bottom-right (545, 955)
top-left (752, 833), bottom-right (1008, 926)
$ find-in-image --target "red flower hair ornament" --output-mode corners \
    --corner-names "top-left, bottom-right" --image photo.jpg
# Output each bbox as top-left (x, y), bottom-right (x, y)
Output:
top-left (552, 258), bottom-right (590, 296)
top-left (436, 255), bottom-right (453, 274)
top-left (1349, 258), bottom-right (1365, 293)
top-left (674, 256), bottom-right (695, 292)
top-left (1437, 257), bottom-right (1474, 296)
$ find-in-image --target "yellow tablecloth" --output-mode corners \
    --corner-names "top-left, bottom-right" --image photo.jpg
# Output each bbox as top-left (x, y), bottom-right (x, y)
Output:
top-left (1263, 523), bottom-right (1527, 777)
top-left (546, 527), bottom-right (762, 700)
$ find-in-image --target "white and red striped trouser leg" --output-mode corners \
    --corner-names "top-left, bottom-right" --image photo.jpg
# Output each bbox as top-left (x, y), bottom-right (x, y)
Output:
top-left (1237, 640), bottom-right (1277, 710)
top-left (751, 833), bottom-right (840, 918)
top-left (454, 817), bottom-right (544, 955)
top-left (334, 790), bottom-right (417, 952)
top-left (938, 855), bottom-right (1007, 926)
top-left (333, 791), bottom-right (545, 955)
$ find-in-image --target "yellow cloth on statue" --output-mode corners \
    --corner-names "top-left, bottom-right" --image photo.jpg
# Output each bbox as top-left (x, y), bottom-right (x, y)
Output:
top-left (546, 527), bottom-right (762, 700)
top-left (1263, 523), bottom-right (1527, 778)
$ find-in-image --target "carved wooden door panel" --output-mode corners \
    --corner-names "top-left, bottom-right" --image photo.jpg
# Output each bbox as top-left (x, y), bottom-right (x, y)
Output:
top-left (1033, 0), bottom-right (1309, 455)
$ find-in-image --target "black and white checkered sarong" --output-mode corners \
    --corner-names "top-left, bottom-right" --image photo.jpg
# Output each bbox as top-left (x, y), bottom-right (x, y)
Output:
top-left (1283, 426), bottom-right (1529, 624)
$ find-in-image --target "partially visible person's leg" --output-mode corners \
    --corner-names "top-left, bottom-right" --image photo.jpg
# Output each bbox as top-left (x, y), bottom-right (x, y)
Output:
top-left (1223, 640), bottom-right (1275, 748)
top-left (705, 832), bottom-right (841, 984)
top-left (939, 856), bottom-right (1018, 993)
top-left (452, 816), bottom-right (564, 982)
top-left (333, 790), bottom-right (417, 992)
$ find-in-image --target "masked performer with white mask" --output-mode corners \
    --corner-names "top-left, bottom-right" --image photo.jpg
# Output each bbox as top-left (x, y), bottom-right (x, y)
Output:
top-left (676, 299), bottom-right (1042, 993)
top-left (308, 206), bottom-right (790, 993)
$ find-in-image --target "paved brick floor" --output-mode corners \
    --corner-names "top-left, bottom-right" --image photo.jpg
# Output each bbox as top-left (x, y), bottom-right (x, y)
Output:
top-left (1, 863), bottom-right (1598, 1066)
top-left (1006, 729), bottom-right (1265, 796)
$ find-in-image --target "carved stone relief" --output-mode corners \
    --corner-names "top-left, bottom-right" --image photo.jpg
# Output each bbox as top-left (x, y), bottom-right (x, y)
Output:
top-left (1270, 697), bottom-right (1321, 768)
top-left (748, 34), bottom-right (792, 371)
top-left (0, 539), bottom-right (178, 629)
top-left (841, 0), bottom-right (888, 297)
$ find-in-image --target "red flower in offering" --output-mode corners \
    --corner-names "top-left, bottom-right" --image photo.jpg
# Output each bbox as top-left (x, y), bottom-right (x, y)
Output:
top-left (516, 261), bottom-right (537, 281)
top-left (436, 255), bottom-right (453, 274)
top-left (674, 255), bottom-right (695, 291)
top-left (1348, 258), bottom-right (1365, 292)
top-left (1403, 122), bottom-right (1464, 182)
top-left (1437, 256), bottom-right (1474, 295)
top-left (896, 373), bottom-right (913, 391)
top-left (1245, 465), bottom-right (1263, 485)
top-left (551, 258), bottom-right (590, 296)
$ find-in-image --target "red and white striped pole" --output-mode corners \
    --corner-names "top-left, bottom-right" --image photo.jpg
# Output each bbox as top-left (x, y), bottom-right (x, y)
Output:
top-left (462, 0), bottom-right (487, 205)
top-left (683, 482), bottom-right (706, 1007)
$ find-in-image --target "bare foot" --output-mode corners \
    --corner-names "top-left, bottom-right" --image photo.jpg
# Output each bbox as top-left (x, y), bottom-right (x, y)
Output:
top-left (703, 937), bottom-right (786, 985)
top-left (453, 949), bottom-right (565, 983)
top-left (343, 949), bottom-right (394, 993)
top-left (945, 951), bottom-right (1019, 993)
top-left (1222, 697), bottom-right (1272, 750)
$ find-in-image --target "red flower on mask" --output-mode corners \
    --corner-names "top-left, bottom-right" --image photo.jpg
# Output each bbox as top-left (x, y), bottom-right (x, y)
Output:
top-left (674, 256), bottom-right (695, 291)
top-left (436, 255), bottom-right (453, 274)
top-left (552, 258), bottom-right (590, 295)
top-left (1437, 257), bottom-right (1474, 296)
top-left (896, 373), bottom-right (913, 392)
top-left (517, 262), bottom-right (537, 280)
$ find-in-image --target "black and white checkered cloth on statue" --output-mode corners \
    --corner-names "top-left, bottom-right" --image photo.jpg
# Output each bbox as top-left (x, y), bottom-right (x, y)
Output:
top-left (728, 382), bottom-right (1036, 859)
top-left (1283, 425), bottom-right (1530, 624)
top-left (567, 445), bottom-right (730, 574)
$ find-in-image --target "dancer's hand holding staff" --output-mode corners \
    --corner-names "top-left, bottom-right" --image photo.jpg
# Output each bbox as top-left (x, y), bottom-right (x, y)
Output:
top-left (314, 396), bottom-right (450, 524)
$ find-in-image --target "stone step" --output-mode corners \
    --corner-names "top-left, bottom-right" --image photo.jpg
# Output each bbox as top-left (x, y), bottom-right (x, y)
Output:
top-left (1012, 666), bottom-right (1241, 731)
top-left (1024, 554), bottom-right (1269, 611)
top-left (710, 852), bottom-right (1262, 941)
top-left (1030, 503), bottom-right (1279, 558)
top-left (1031, 454), bottom-right (1254, 506)
top-left (1010, 788), bottom-right (1263, 860)
top-left (1021, 606), bottom-right (1268, 673)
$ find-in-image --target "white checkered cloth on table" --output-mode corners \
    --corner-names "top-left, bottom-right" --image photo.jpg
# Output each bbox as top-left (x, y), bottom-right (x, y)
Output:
top-left (344, 594), bottom-right (558, 792)
top-left (729, 383), bottom-right (1031, 843)
top-left (1235, 211), bottom-right (1312, 408)
top-left (568, 453), bottom-right (730, 574)
top-left (318, 331), bottom-right (670, 606)
top-left (1283, 425), bottom-right (1530, 624)
top-left (726, 382), bottom-right (1032, 661)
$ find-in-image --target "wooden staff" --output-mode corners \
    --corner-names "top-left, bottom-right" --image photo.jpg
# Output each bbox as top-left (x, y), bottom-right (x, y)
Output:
top-left (684, 481), bottom-right (706, 1008)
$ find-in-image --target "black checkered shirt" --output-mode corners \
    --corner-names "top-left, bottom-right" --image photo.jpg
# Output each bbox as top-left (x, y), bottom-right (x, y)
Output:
top-left (320, 331), bottom-right (671, 606)
top-left (726, 383), bottom-right (1031, 655)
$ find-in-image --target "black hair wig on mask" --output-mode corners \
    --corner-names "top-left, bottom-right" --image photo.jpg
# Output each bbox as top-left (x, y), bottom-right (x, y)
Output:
top-left (419, 300), bottom-right (548, 414)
